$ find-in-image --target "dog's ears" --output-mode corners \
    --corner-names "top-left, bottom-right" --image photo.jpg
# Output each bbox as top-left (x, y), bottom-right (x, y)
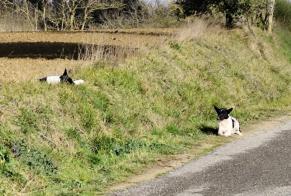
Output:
top-left (227, 108), bottom-right (233, 114)
top-left (214, 106), bottom-right (220, 113)
top-left (62, 68), bottom-right (68, 76)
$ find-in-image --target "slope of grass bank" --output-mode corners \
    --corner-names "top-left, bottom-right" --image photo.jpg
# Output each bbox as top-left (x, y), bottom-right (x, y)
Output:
top-left (0, 26), bottom-right (290, 194)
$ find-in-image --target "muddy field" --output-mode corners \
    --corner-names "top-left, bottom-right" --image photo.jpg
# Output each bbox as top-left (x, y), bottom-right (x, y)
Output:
top-left (0, 31), bottom-right (168, 59)
top-left (89, 28), bottom-right (176, 35)
top-left (0, 30), bottom-right (171, 82)
top-left (0, 31), bottom-right (169, 47)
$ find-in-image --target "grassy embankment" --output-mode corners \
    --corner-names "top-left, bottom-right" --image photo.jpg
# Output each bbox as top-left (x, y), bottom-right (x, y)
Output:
top-left (0, 24), bottom-right (290, 194)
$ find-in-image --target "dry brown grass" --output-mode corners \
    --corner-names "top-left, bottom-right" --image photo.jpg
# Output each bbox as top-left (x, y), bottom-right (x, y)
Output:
top-left (176, 18), bottom-right (224, 41)
top-left (90, 28), bottom-right (177, 35)
top-left (0, 32), bottom-right (169, 48)
top-left (0, 58), bottom-right (90, 83)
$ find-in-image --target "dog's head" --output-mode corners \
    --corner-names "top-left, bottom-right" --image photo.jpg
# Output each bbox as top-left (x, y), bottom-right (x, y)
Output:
top-left (60, 69), bottom-right (74, 84)
top-left (214, 106), bottom-right (233, 121)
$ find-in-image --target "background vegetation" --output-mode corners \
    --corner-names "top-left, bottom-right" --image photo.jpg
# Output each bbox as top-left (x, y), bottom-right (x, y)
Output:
top-left (275, 0), bottom-right (291, 29)
top-left (0, 0), bottom-right (279, 31)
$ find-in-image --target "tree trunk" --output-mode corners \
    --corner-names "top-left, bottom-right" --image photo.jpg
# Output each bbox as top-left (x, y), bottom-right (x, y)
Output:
top-left (70, 12), bottom-right (75, 30)
top-left (225, 12), bottom-right (234, 28)
top-left (42, 4), bottom-right (47, 31)
top-left (81, 5), bottom-right (89, 31)
top-left (267, 0), bottom-right (275, 32)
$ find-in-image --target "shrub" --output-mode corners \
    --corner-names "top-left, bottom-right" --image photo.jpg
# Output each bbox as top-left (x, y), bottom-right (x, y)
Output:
top-left (177, 0), bottom-right (270, 28)
top-left (275, 0), bottom-right (291, 28)
top-left (12, 141), bottom-right (57, 175)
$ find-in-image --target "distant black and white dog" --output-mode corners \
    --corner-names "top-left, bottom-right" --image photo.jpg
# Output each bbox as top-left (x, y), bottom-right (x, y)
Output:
top-left (39, 69), bottom-right (84, 85)
top-left (214, 106), bottom-right (241, 137)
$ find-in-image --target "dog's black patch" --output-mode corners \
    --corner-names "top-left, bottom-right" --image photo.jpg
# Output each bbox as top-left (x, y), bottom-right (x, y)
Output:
top-left (199, 125), bottom-right (218, 135)
top-left (66, 77), bottom-right (74, 84)
top-left (232, 118), bottom-right (235, 128)
top-left (39, 77), bottom-right (47, 82)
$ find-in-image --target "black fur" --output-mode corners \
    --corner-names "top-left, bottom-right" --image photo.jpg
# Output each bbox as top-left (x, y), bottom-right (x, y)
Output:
top-left (232, 118), bottom-right (235, 128)
top-left (60, 69), bottom-right (74, 84)
top-left (214, 106), bottom-right (233, 121)
top-left (39, 77), bottom-right (47, 82)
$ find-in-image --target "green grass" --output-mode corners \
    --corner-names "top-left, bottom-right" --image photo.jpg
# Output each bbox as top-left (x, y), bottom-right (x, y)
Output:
top-left (0, 27), bottom-right (290, 194)
top-left (275, 27), bottom-right (291, 63)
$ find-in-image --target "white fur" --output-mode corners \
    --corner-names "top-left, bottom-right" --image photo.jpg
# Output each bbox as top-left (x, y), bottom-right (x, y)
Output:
top-left (45, 76), bottom-right (61, 84)
top-left (218, 116), bottom-right (241, 137)
top-left (73, 79), bottom-right (85, 85)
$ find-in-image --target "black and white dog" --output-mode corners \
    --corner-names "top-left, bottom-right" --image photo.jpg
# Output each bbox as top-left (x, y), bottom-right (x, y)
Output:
top-left (214, 106), bottom-right (241, 137)
top-left (39, 69), bottom-right (84, 85)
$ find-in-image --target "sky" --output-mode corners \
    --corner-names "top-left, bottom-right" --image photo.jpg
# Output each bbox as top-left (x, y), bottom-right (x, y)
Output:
top-left (144, 0), bottom-right (171, 6)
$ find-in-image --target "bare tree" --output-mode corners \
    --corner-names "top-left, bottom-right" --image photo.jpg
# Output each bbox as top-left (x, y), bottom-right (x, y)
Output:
top-left (0, 0), bottom-right (144, 31)
top-left (40, 0), bottom-right (52, 31)
top-left (79, 1), bottom-right (125, 31)
top-left (267, 0), bottom-right (275, 32)
top-left (1, 0), bottom-right (39, 30)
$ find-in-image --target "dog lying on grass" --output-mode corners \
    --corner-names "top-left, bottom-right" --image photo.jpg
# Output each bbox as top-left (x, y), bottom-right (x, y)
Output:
top-left (39, 69), bottom-right (84, 85)
top-left (214, 106), bottom-right (242, 137)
